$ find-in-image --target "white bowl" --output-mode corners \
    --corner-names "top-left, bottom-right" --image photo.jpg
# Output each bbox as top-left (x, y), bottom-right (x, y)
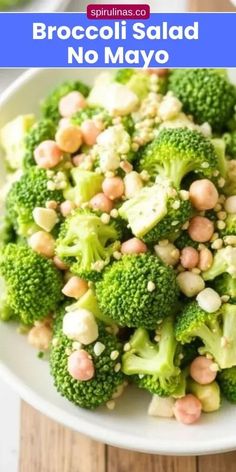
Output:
top-left (1, 68), bottom-right (236, 456)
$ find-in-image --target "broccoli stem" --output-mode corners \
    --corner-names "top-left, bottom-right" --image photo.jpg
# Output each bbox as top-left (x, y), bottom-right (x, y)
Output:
top-left (196, 305), bottom-right (236, 369)
top-left (158, 159), bottom-right (197, 189)
top-left (122, 317), bottom-right (180, 378)
top-left (67, 288), bottom-right (113, 324)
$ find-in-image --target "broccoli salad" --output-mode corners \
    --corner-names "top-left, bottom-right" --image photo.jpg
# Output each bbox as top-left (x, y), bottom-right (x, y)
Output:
top-left (1, 68), bottom-right (236, 425)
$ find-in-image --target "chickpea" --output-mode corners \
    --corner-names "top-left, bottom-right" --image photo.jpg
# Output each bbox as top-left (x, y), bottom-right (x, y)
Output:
top-left (121, 238), bottom-right (148, 255)
top-left (68, 349), bottom-right (95, 381)
top-left (34, 140), bottom-right (62, 169)
top-left (59, 91), bottom-right (86, 118)
top-left (81, 119), bottom-right (101, 146)
top-left (55, 125), bottom-right (82, 154)
top-left (180, 247), bottom-right (199, 269)
top-left (102, 177), bottom-right (124, 200)
top-left (188, 217), bottom-right (214, 243)
top-left (173, 395), bottom-right (202, 425)
top-left (60, 200), bottom-right (75, 217)
top-left (198, 248), bottom-right (213, 272)
top-left (29, 231), bottom-right (55, 258)
top-left (90, 193), bottom-right (113, 213)
top-left (189, 179), bottom-right (219, 211)
top-left (190, 356), bottom-right (217, 385)
top-left (28, 324), bottom-right (52, 351)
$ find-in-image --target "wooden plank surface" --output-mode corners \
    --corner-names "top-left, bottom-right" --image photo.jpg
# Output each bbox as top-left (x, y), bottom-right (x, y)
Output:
top-left (198, 453), bottom-right (236, 472)
top-left (20, 402), bottom-right (106, 472)
top-left (107, 446), bottom-right (197, 472)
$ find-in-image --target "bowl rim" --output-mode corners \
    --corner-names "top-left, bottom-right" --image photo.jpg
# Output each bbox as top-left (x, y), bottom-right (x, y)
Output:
top-left (1, 68), bottom-right (236, 456)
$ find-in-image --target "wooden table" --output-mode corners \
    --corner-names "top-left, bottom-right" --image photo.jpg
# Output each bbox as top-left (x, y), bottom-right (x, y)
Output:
top-left (20, 0), bottom-right (236, 470)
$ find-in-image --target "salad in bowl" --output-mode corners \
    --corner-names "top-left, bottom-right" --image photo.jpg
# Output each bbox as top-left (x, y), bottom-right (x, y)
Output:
top-left (1, 68), bottom-right (236, 431)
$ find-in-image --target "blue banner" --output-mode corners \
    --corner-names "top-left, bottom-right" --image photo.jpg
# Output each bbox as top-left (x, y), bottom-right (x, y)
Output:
top-left (0, 13), bottom-right (235, 67)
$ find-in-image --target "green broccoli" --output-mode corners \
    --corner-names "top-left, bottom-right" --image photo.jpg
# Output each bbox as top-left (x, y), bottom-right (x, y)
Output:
top-left (50, 310), bottom-right (124, 409)
top-left (114, 69), bottom-right (134, 84)
top-left (0, 276), bottom-right (15, 321)
top-left (212, 138), bottom-right (227, 179)
top-left (41, 81), bottom-right (90, 123)
top-left (138, 128), bottom-right (218, 188)
top-left (0, 214), bottom-right (17, 246)
top-left (0, 244), bottom-right (63, 325)
top-left (95, 253), bottom-right (179, 329)
top-left (6, 167), bottom-right (63, 237)
top-left (115, 69), bottom-right (167, 97)
top-left (218, 367), bottom-right (236, 403)
top-left (122, 317), bottom-right (181, 396)
top-left (63, 169), bottom-right (103, 206)
top-left (180, 339), bottom-right (203, 368)
top-left (175, 301), bottom-right (236, 369)
top-left (0, 114), bottom-right (35, 170)
top-left (219, 214), bottom-right (236, 239)
top-left (174, 231), bottom-right (199, 250)
top-left (214, 274), bottom-right (236, 303)
top-left (119, 180), bottom-right (192, 243)
top-left (56, 208), bottom-right (121, 281)
top-left (203, 246), bottom-right (236, 281)
top-left (23, 119), bottom-right (57, 169)
top-left (223, 131), bottom-right (236, 158)
top-left (168, 69), bottom-right (236, 132)
top-left (71, 105), bottom-right (112, 128)
top-left (65, 288), bottom-right (113, 324)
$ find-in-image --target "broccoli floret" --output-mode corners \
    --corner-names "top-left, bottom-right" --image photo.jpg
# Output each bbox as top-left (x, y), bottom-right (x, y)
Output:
top-left (0, 214), bottom-right (17, 246)
top-left (211, 138), bottom-right (227, 179)
top-left (56, 209), bottom-right (121, 281)
top-left (50, 312), bottom-right (124, 409)
top-left (180, 339), bottom-right (203, 368)
top-left (0, 276), bottom-right (16, 321)
top-left (214, 274), bottom-right (236, 303)
top-left (223, 131), bottom-right (236, 158)
top-left (95, 253), bottom-right (179, 329)
top-left (6, 167), bottom-right (63, 237)
top-left (71, 106), bottom-right (134, 139)
top-left (168, 69), bottom-right (236, 132)
top-left (41, 81), bottom-right (90, 123)
top-left (115, 69), bottom-right (134, 84)
top-left (115, 69), bottom-right (167, 97)
top-left (122, 317), bottom-right (181, 396)
top-left (71, 106), bottom-right (112, 128)
top-left (0, 114), bottom-right (35, 170)
top-left (175, 301), bottom-right (236, 369)
top-left (65, 288), bottom-right (113, 324)
top-left (119, 180), bottom-right (192, 243)
top-left (23, 119), bottom-right (57, 169)
top-left (203, 246), bottom-right (236, 281)
top-left (63, 169), bottom-right (103, 206)
top-left (219, 214), bottom-right (236, 239)
top-left (138, 128), bottom-right (218, 188)
top-left (218, 367), bottom-right (236, 403)
top-left (0, 244), bottom-right (63, 325)
top-left (174, 231), bottom-right (199, 250)
top-left (188, 379), bottom-right (220, 412)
